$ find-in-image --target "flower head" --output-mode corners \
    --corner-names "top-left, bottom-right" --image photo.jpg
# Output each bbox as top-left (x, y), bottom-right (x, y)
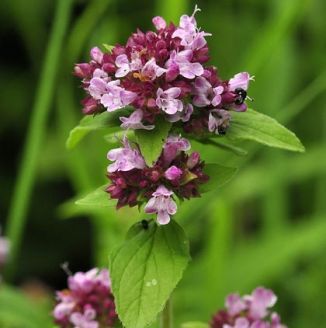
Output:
top-left (106, 136), bottom-right (208, 216)
top-left (53, 268), bottom-right (117, 328)
top-left (74, 7), bottom-right (252, 137)
top-left (211, 287), bottom-right (287, 328)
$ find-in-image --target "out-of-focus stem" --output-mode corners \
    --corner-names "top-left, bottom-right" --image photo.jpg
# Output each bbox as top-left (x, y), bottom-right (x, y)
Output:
top-left (5, 0), bottom-right (73, 280)
top-left (161, 298), bottom-right (173, 328)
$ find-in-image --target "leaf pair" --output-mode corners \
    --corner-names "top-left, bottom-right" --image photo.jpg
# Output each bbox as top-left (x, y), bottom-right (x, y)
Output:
top-left (109, 219), bottom-right (190, 328)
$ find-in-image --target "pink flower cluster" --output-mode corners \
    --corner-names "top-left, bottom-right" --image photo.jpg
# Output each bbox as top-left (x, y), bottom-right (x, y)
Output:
top-left (211, 287), bottom-right (287, 328)
top-left (53, 269), bottom-right (117, 328)
top-left (106, 135), bottom-right (208, 224)
top-left (0, 227), bottom-right (9, 278)
top-left (74, 6), bottom-right (253, 135)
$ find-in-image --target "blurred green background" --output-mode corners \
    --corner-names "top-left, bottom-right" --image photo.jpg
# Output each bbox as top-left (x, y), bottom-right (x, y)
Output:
top-left (0, 0), bottom-right (326, 327)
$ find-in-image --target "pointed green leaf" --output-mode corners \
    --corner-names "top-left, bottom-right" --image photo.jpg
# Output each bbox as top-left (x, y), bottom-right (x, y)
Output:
top-left (66, 111), bottom-right (123, 149)
top-left (103, 43), bottom-right (114, 52)
top-left (75, 184), bottom-right (115, 207)
top-left (225, 108), bottom-right (305, 152)
top-left (110, 219), bottom-right (190, 328)
top-left (181, 322), bottom-right (210, 328)
top-left (201, 163), bottom-right (238, 193)
top-left (196, 138), bottom-right (248, 156)
top-left (135, 118), bottom-right (171, 166)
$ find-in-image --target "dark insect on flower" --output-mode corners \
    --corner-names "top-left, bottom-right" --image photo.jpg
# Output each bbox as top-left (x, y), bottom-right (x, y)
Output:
top-left (141, 219), bottom-right (149, 230)
top-left (234, 87), bottom-right (247, 105)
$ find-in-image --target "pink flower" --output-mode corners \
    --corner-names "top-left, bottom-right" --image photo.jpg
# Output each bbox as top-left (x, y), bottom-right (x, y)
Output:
top-left (193, 76), bottom-right (224, 107)
top-left (164, 166), bottom-right (183, 181)
top-left (225, 293), bottom-right (247, 316)
top-left (53, 301), bottom-right (75, 321)
top-left (53, 268), bottom-right (117, 328)
top-left (141, 58), bottom-right (166, 81)
top-left (166, 50), bottom-right (204, 80)
top-left (101, 81), bottom-right (137, 112)
top-left (156, 87), bottom-right (183, 115)
top-left (193, 76), bottom-right (212, 106)
top-left (115, 53), bottom-right (143, 78)
top-left (224, 318), bottom-right (250, 328)
top-left (211, 287), bottom-right (287, 328)
top-left (115, 54), bottom-right (131, 78)
top-left (144, 185), bottom-right (177, 224)
top-left (166, 103), bottom-right (193, 123)
top-left (228, 72), bottom-right (253, 92)
top-left (172, 6), bottom-right (211, 50)
top-left (0, 229), bottom-right (9, 268)
top-left (246, 287), bottom-right (277, 320)
top-left (70, 306), bottom-right (98, 328)
top-left (212, 86), bottom-right (224, 106)
top-left (163, 135), bottom-right (191, 166)
top-left (120, 109), bottom-right (155, 130)
top-left (107, 138), bottom-right (146, 173)
top-left (152, 16), bottom-right (167, 30)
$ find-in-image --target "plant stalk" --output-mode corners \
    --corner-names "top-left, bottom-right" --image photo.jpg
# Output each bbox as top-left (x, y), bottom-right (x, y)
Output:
top-left (5, 0), bottom-right (73, 280)
top-left (161, 298), bottom-right (173, 328)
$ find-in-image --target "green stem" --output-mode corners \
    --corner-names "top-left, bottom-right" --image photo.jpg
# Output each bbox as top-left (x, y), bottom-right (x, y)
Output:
top-left (161, 298), bottom-right (173, 328)
top-left (5, 0), bottom-right (73, 280)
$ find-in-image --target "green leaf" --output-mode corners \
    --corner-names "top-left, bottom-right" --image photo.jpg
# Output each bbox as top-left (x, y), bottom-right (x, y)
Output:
top-left (196, 138), bottom-right (248, 156)
top-left (110, 219), bottom-right (190, 328)
top-left (66, 111), bottom-right (123, 149)
top-left (103, 43), bottom-right (114, 52)
top-left (225, 108), bottom-right (305, 152)
top-left (181, 322), bottom-right (210, 328)
top-left (0, 285), bottom-right (53, 328)
top-left (75, 184), bottom-right (115, 207)
top-left (135, 118), bottom-right (171, 166)
top-left (201, 163), bottom-right (238, 193)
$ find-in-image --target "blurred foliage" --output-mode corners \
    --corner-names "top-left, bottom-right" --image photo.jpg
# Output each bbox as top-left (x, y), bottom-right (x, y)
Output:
top-left (0, 0), bottom-right (325, 327)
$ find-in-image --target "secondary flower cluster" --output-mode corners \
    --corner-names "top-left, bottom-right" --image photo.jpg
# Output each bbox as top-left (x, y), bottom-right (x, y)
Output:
top-left (53, 269), bottom-right (117, 328)
top-left (106, 135), bottom-right (208, 224)
top-left (211, 287), bottom-right (287, 328)
top-left (0, 227), bottom-right (9, 281)
top-left (74, 6), bottom-right (252, 135)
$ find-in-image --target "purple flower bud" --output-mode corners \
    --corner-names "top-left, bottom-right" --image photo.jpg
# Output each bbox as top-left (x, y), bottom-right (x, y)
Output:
top-left (186, 152), bottom-right (200, 169)
top-left (90, 47), bottom-right (104, 64)
top-left (74, 63), bottom-right (92, 78)
top-left (152, 16), bottom-right (167, 30)
top-left (164, 166), bottom-right (183, 181)
top-left (81, 97), bottom-right (99, 115)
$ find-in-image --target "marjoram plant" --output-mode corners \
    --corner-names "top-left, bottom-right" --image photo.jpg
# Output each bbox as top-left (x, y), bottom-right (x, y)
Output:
top-left (55, 6), bottom-right (304, 328)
